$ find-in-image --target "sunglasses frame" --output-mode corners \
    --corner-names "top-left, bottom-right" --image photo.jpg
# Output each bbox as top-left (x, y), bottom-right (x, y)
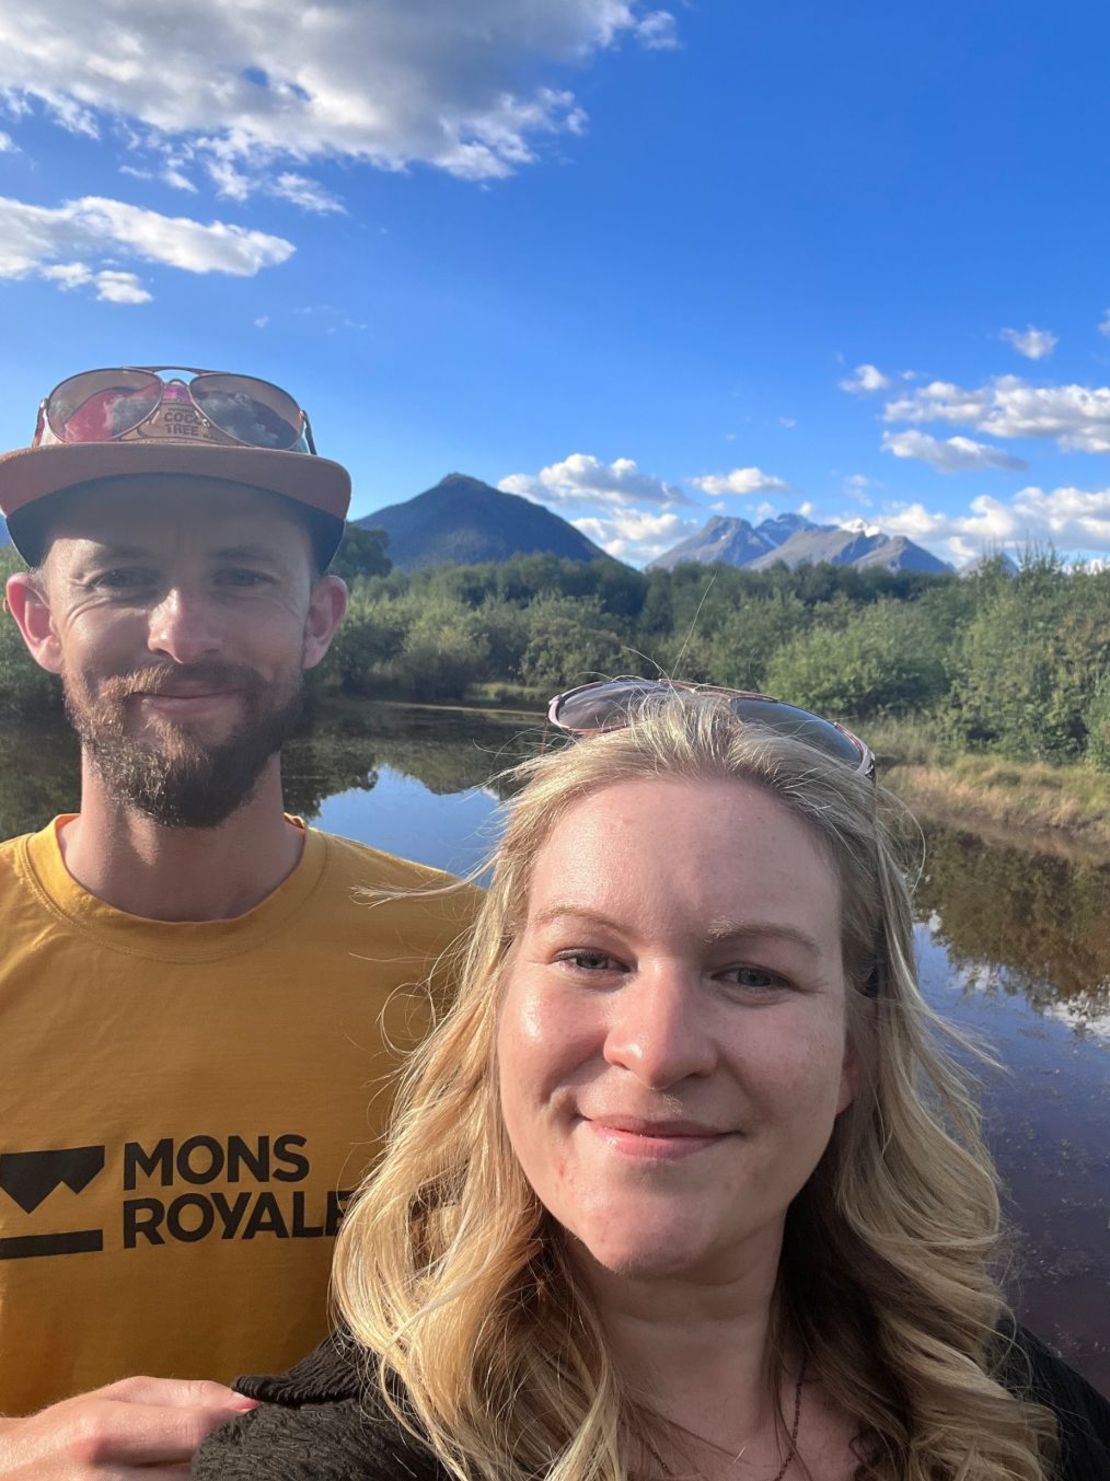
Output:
top-left (37, 365), bottom-right (317, 454)
top-left (547, 678), bottom-right (876, 780)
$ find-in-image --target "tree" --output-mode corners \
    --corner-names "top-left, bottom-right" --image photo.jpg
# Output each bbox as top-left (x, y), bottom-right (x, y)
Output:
top-left (328, 523), bottom-right (391, 583)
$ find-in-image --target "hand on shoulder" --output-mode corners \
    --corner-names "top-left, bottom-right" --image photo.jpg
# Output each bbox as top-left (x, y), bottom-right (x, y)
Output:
top-left (0, 1375), bottom-right (256, 1479)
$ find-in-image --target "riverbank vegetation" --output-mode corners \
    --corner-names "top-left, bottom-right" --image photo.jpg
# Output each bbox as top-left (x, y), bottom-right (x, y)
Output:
top-left (3, 539), bottom-right (1108, 839)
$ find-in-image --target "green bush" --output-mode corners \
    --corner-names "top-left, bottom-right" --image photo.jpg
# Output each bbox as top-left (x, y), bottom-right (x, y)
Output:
top-left (765, 600), bottom-right (947, 719)
top-left (1083, 673), bottom-right (1110, 771)
top-left (519, 596), bottom-right (625, 691)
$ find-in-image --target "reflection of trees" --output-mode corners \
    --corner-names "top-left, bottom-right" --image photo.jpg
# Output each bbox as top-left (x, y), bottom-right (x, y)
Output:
top-left (281, 725), bottom-right (379, 821)
top-left (917, 826), bottom-right (1110, 1013)
top-left (348, 703), bottom-right (541, 798)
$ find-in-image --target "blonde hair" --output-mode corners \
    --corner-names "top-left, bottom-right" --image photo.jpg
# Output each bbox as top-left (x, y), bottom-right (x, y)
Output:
top-left (333, 691), bottom-right (1056, 1481)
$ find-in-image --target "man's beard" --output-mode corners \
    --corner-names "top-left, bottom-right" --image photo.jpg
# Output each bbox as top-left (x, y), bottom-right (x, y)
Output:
top-left (63, 661), bottom-right (304, 829)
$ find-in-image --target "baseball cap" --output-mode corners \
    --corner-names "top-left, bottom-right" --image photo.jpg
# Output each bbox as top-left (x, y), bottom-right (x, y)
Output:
top-left (0, 366), bottom-right (351, 565)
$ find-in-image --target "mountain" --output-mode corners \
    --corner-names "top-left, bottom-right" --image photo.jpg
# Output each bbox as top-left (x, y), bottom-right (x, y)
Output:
top-left (653, 514), bottom-right (951, 575)
top-left (355, 473), bottom-right (610, 571)
top-left (748, 522), bottom-right (951, 574)
top-left (648, 512), bottom-right (820, 571)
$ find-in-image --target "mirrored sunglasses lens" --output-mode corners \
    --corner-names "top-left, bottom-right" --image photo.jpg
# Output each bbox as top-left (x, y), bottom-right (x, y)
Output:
top-left (47, 369), bottom-right (161, 442)
top-left (729, 698), bottom-right (862, 764)
top-left (191, 375), bottom-right (302, 450)
top-left (554, 681), bottom-right (665, 731)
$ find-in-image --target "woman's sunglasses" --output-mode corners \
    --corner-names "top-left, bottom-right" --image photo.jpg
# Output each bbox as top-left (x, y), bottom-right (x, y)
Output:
top-left (33, 366), bottom-right (316, 454)
top-left (547, 679), bottom-right (876, 780)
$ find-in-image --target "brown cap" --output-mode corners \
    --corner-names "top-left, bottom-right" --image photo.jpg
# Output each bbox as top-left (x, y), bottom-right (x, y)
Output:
top-left (0, 379), bottom-right (351, 564)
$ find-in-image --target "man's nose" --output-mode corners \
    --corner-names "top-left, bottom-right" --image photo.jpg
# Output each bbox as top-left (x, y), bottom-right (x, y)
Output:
top-left (602, 964), bottom-right (718, 1089)
top-left (147, 587), bottom-right (224, 665)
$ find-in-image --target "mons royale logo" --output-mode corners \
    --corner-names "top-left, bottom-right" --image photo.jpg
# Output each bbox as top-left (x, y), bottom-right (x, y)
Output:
top-left (0, 1134), bottom-right (352, 1260)
top-left (0, 1145), bottom-right (106, 1259)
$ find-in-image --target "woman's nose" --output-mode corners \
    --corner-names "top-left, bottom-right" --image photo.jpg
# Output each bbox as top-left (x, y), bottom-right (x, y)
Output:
top-left (602, 964), bottom-right (718, 1088)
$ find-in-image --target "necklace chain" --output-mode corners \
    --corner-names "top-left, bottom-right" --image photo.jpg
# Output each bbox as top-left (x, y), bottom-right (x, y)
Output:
top-left (764, 1360), bottom-right (804, 1481)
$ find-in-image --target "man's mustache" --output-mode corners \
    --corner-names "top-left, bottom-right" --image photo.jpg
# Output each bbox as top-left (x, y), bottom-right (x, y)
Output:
top-left (95, 664), bottom-right (263, 702)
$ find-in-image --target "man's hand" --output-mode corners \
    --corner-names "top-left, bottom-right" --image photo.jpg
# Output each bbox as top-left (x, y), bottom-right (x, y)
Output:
top-left (0, 1375), bottom-right (258, 1478)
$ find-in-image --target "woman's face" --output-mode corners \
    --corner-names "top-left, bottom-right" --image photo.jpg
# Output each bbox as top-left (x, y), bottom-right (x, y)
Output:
top-left (497, 775), bottom-right (858, 1283)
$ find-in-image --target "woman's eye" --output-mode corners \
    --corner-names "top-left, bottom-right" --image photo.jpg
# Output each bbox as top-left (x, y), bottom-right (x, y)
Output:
top-left (722, 966), bottom-right (790, 992)
top-left (555, 950), bottom-right (621, 973)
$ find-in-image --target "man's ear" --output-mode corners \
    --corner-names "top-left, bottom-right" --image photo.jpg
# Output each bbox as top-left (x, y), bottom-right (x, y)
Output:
top-left (302, 574), bottom-right (348, 670)
top-left (5, 572), bottom-right (64, 675)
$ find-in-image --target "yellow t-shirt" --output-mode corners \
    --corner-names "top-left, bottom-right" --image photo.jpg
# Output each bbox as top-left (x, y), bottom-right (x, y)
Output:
top-left (0, 817), bottom-right (479, 1415)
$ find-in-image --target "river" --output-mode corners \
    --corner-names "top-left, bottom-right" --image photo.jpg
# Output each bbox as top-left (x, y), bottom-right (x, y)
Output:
top-left (3, 700), bottom-right (1107, 1393)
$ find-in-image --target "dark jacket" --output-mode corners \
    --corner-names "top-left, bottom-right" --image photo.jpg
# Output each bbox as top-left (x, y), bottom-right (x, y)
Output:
top-left (193, 1325), bottom-right (1110, 1480)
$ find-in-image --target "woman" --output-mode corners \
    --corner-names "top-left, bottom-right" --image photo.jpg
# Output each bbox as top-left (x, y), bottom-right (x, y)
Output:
top-left (196, 683), bottom-right (1109, 1480)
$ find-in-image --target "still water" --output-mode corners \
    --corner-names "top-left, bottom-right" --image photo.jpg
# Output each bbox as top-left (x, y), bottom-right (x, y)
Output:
top-left (4, 702), bottom-right (1108, 1392)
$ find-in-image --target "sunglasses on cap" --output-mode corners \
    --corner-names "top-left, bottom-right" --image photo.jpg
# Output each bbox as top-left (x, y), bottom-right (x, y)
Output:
top-left (33, 366), bottom-right (316, 455)
top-left (547, 679), bottom-right (876, 780)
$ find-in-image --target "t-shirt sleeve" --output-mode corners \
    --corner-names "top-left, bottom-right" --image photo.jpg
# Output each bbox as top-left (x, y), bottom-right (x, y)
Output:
top-left (191, 1397), bottom-right (432, 1480)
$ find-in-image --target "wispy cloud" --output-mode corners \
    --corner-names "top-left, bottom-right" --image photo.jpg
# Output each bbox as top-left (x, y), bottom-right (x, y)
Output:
top-left (0, 193), bottom-right (293, 302)
top-left (881, 429), bottom-right (1027, 473)
top-left (883, 374), bottom-right (1110, 453)
top-left (690, 466), bottom-right (791, 497)
top-left (879, 484), bottom-right (1110, 563)
top-left (839, 363), bottom-right (891, 394)
top-left (1000, 325), bottom-right (1057, 361)
top-left (0, 1), bottom-right (678, 189)
top-left (573, 508), bottom-right (698, 564)
top-left (500, 452), bottom-right (691, 509)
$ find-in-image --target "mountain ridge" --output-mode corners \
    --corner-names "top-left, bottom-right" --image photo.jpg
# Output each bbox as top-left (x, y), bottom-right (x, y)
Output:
top-left (355, 473), bottom-right (613, 571)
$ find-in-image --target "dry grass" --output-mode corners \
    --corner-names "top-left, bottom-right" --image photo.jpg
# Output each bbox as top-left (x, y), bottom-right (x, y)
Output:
top-left (863, 716), bottom-right (1110, 855)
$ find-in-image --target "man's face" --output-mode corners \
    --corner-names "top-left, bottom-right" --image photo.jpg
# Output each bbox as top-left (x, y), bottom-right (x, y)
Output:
top-left (11, 476), bottom-right (345, 827)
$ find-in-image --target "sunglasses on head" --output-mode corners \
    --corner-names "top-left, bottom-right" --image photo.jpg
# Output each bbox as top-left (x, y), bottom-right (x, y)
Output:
top-left (33, 366), bottom-right (316, 454)
top-left (547, 679), bottom-right (876, 780)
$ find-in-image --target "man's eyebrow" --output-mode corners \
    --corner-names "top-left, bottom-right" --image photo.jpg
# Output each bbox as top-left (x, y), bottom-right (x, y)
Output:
top-left (533, 906), bottom-right (823, 957)
top-left (210, 544), bottom-right (281, 561)
top-left (85, 543), bottom-right (150, 560)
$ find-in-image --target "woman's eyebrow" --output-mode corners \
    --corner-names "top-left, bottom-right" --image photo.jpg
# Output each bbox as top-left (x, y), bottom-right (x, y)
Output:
top-left (532, 906), bottom-right (822, 957)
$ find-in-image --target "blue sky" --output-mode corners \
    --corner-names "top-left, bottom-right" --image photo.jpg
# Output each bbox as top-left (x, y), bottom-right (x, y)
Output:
top-left (2, 0), bottom-right (1110, 567)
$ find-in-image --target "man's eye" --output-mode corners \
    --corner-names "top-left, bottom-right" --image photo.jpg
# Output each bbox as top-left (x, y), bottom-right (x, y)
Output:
top-left (92, 569), bottom-right (154, 591)
top-left (217, 569), bottom-right (271, 587)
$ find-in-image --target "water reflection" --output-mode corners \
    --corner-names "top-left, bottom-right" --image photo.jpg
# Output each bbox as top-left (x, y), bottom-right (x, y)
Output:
top-left (917, 826), bottom-right (1110, 1039)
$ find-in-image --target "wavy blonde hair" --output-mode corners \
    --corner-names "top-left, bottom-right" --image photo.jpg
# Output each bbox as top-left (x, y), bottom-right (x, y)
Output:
top-left (333, 691), bottom-right (1057, 1481)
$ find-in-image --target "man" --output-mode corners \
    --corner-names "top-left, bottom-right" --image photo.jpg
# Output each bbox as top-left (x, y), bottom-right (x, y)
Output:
top-left (0, 367), bottom-right (477, 1474)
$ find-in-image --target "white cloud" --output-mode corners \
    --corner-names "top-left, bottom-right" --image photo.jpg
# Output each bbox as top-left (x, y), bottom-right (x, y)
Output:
top-left (634, 11), bottom-right (679, 49)
top-left (94, 269), bottom-right (151, 303)
top-left (881, 429), bottom-right (1027, 473)
top-left (573, 509), bottom-right (697, 565)
top-left (270, 173), bottom-right (345, 214)
top-left (1000, 325), bottom-right (1057, 361)
top-left (1099, 310), bottom-right (1110, 338)
top-left (0, 131), bottom-right (13, 151)
top-left (690, 466), bottom-right (791, 497)
top-left (253, 313), bottom-right (270, 329)
top-left (500, 452), bottom-right (691, 509)
top-left (0, 193), bottom-right (294, 303)
top-left (0, 1), bottom-right (677, 188)
top-left (883, 374), bottom-right (1110, 454)
top-left (878, 484), bottom-right (1110, 563)
top-left (839, 363), bottom-right (892, 394)
top-left (778, 416), bottom-right (797, 429)
top-left (843, 473), bottom-right (873, 505)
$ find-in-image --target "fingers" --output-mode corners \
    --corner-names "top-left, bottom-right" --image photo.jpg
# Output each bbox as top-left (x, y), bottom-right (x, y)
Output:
top-left (0, 1378), bottom-right (258, 1476)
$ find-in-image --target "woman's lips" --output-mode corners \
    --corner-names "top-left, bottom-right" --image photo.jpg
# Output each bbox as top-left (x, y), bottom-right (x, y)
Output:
top-left (583, 1116), bottom-right (731, 1161)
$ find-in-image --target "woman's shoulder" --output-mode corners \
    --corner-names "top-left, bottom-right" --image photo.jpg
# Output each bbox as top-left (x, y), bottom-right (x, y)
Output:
top-left (995, 1323), bottom-right (1110, 1480)
top-left (192, 1333), bottom-right (447, 1481)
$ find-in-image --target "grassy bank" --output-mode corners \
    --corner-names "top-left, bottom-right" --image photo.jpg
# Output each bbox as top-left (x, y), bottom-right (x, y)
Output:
top-left (868, 717), bottom-right (1110, 857)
